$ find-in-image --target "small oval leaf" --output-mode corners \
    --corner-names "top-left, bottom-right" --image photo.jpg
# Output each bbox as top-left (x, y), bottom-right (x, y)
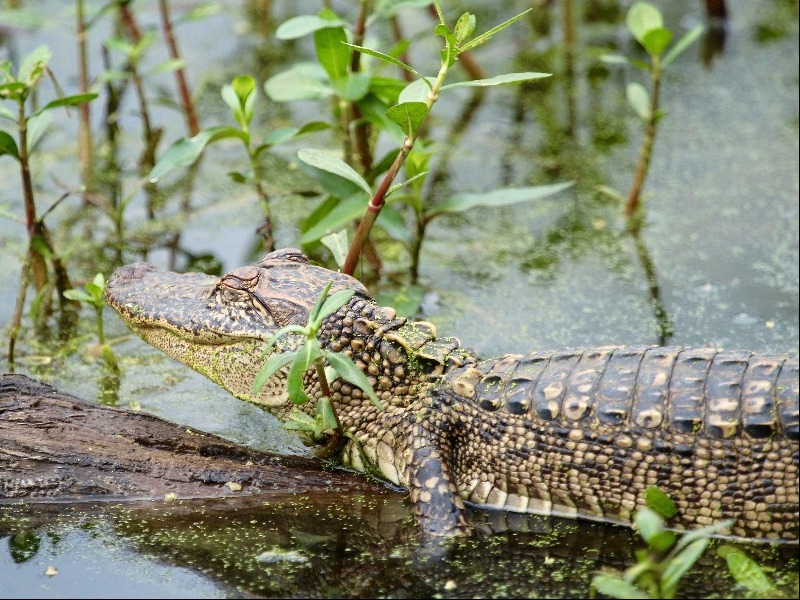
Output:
top-left (297, 148), bottom-right (372, 197)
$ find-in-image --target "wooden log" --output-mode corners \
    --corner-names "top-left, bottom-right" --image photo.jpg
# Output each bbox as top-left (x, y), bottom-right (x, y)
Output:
top-left (0, 373), bottom-right (381, 502)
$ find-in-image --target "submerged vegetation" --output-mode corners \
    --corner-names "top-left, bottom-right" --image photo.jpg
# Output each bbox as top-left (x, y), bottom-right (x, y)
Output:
top-left (0, 0), bottom-right (798, 598)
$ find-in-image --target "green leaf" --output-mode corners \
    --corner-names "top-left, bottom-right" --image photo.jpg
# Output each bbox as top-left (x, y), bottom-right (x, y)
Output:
top-left (671, 519), bottom-right (734, 555)
top-left (644, 486), bottom-right (678, 519)
top-left (442, 72), bottom-right (550, 92)
top-left (223, 74), bottom-right (256, 128)
top-left (642, 27), bottom-right (672, 57)
top-left (276, 15), bottom-right (349, 40)
top-left (320, 230), bottom-right (349, 269)
top-left (85, 283), bottom-right (105, 301)
top-left (626, 2), bottom-right (663, 45)
top-left (19, 45), bottom-right (51, 83)
top-left (662, 25), bottom-right (704, 68)
top-left (634, 508), bottom-right (664, 545)
top-left (264, 63), bottom-right (332, 102)
top-left (287, 339), bottom-right (321, 404)
top-left (430, 182), bottom-right (573, 218)
top-left (259, 122), bottom-right (330, 153)
top-left (300, 194), bottom-right (366, 245)
top-left (178, 2), bottom-right (220, 23)
top-left (252, 351), bottom-right (297, 394)
top-left (398, 77), bottom-right (436, 104)
top-left (148, 126), bottom-right (248, 181)
top-left (315, 289), bottom-right (355, 326)
top-left (435, 23), bottom-right (458, 67)
top-left (32, 93), bottom-right (98, 118)
top-left (0, 130), bottom-right (19, 160)
top-left (343, 43), bottom-right (431, 89)
top-left (385, 101), bottom-right (427, 137)
top-left (717, 545), bottom-right (774, 593)
top-left (600, 53), bottom-right (631, 66)
top-left (0, 105), bottom-right (15, 121)
top-left (92, 273), bottom-right (106, 289)
top-left (459, 8), bottom-right (532, 52)
top-left (454, 12), bottom-right (477, 45)
top-left (324, 351), bottom-right (384, 410)
top-left (627, 82), bottom-right (651, 120)
top-left (386, 171), bottom-right (428, 200)
top-left (30, 234), bottom-right (53, 259)
top-left (259, 324), bottom-right (308, 359)
top-left (297, 148), bottom-right (372, 196)
top-left (648, 530), bottom-right (677, 553)
top-left (63, 289), bottom-right (92, 303)
top-left (307, 281), bottom-right (334, 326)
top-left (591, 574), bottom-right (651, 599)
top-left (284, 409), bottom-right (318, 432)
top-left (661, 538), bottom-right (707, 595)
top-left (104, 36), bottom-right (135, 56)
top-left (314, 24), bottom-right (349, 82)
top-left (330, 72), bottom-right (371, 102)
top-left (317, 397), bottom-right (338, 432)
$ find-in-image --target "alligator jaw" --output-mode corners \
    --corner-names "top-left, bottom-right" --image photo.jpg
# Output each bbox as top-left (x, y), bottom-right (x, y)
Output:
top-left (104, 262), bottom-right (291, 408)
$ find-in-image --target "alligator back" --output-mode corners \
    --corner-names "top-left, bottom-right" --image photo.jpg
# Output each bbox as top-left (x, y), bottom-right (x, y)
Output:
top-left (438, 346), bottom-right (799, 541)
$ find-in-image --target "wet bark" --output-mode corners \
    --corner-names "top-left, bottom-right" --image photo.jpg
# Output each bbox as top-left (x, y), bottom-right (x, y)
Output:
top-left (0, 373), bottom-right (380, 502)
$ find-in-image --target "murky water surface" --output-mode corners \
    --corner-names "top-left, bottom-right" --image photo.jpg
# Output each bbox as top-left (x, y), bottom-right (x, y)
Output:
top-left (1, 0), bottom-right (798, 597)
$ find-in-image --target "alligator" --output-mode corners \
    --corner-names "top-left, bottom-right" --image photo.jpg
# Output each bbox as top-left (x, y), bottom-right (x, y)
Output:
top-left (104, 248), bottom-right (800, 542)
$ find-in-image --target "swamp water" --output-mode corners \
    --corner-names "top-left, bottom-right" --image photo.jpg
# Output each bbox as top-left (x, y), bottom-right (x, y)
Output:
top-left (1, 1), bottom-right (798, 597)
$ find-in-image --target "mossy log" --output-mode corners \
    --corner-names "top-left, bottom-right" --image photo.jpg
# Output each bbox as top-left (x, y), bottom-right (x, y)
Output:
top-left (0, 373), bottom-right (381, 502)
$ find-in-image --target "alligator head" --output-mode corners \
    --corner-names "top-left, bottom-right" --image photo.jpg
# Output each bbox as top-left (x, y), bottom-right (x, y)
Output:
top-left (104, 248), bottom-right (375, 412)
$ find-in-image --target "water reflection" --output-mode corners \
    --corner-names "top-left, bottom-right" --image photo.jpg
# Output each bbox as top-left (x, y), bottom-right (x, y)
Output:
top-left (1, 496), bottom-right (797, 598)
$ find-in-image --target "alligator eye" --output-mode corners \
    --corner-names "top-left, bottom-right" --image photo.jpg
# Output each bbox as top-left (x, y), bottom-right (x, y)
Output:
top-left (216, 286), bottom-right (251, 306)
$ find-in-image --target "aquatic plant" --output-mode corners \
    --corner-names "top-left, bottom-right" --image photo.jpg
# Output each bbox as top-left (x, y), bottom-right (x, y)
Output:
top-left (269, 1), bottom-right (566, 280)
top-left (591, 486), bottom-right (776, 599)
top-left (63, 272), bottom-right (118, 371)
top-left (148, 73), bottom-right (328, 251)
top-left (0, 45), bottom-right (97, 361)
top-left (251, 281), bottom-right (382, 455)
top-left (602, 1), bottom-right (703, 218)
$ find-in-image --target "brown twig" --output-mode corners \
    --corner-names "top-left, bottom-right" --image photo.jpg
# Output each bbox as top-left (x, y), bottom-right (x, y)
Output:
top-left (157, 0), bottom-right (200, 136)
top-left (76, 0), bottom-right (93, 188)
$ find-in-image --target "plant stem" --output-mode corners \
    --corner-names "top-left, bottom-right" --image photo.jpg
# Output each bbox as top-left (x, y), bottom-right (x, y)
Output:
top-left (17, 101), bottom-right (48, 291)
top-left (95, 306), bottom-right (106, 344)
top-left (349, 0), bottom-right (373, 173)
top-left (626, 57), bottom-right (661, 217)
top-left (341, 58), bottom-right (451, 275)
top-left (76, 0), bottom-right (93, 188)
top-left (313, 361), bottom-right (346, 458)
top-left (7, 256), bottom-right (31, 365)
top-left (248, 148), bottom-right (275, 251)
top-left (157, 0), bottom-right (200, 136)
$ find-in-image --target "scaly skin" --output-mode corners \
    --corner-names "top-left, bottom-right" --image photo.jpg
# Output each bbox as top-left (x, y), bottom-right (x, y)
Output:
top-left (104, 249), bottom-right (799, 541)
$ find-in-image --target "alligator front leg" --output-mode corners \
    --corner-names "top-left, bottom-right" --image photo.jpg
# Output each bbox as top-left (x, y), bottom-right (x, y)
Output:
top-left (405, 420), bottom-right (470, 536)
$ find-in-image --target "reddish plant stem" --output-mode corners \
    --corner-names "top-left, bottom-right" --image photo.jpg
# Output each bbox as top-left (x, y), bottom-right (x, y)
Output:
top-left (157, 0), bottom-right (200, 136)
top-left (76, 0), bottom-right (93, 187)
top-left (17, 102), bottom-right (48, 292)
top-left (341, 140), bottom-right (412, 275)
